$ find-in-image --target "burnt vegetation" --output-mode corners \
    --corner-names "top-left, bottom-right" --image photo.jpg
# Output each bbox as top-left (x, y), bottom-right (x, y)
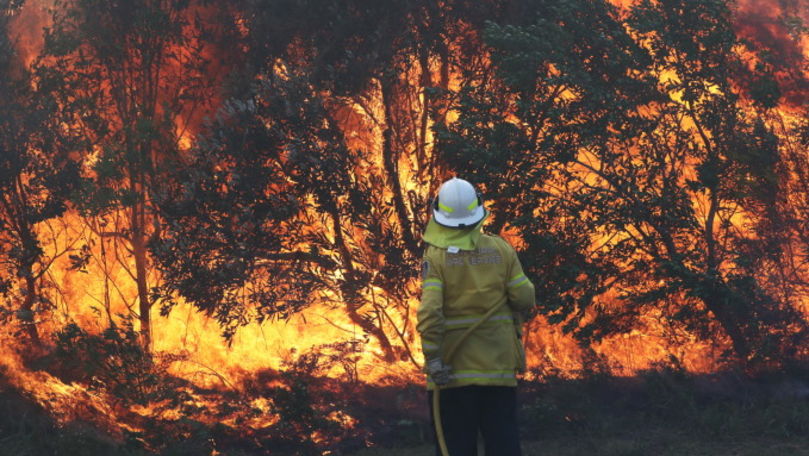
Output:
top-left (1, 0), bottom-right (808, 453)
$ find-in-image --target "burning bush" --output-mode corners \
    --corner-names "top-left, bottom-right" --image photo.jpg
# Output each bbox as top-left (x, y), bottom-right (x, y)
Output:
top-left (52, 320), bottom-right (168, 405)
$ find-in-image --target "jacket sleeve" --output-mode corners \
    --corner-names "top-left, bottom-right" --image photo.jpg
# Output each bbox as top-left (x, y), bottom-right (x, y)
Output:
top-left (416, 247), bottom-right (445, 362)
top-left (503, 239), bottom-right (535, 315)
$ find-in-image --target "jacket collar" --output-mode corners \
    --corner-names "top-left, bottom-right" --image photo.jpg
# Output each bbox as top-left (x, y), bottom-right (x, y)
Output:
top-left (422, 211), bottom-right (488, 251)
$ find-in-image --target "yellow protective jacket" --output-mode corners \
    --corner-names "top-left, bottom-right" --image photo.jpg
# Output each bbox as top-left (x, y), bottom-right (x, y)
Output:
top-left (417, 217), bottom-right (535, 389)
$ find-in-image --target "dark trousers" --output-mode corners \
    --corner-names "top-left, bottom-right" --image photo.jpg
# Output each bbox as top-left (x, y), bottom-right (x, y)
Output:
top-left (428, 385), bottom-right (522, 456)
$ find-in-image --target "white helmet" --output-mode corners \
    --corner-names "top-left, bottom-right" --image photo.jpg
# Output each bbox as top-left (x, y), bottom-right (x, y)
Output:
top-left (432, 177), bottom-right (486, 228)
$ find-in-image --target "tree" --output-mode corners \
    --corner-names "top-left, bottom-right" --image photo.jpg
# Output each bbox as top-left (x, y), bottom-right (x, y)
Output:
top-left (151, 0), bottom-right (507, 365)
top-left (436, 0), bottom-right (657, 355)
top-left (151, 76), bottom-right (344, 340)
top-left (439, 0), bottom-right (808, 369)
top-left (0, 0), bottom-right (81, 346)
top-left (37, 0), bottom-right (235, 347)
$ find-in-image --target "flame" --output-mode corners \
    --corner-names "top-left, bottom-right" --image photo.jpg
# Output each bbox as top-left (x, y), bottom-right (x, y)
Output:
top-left (6, 0), bottom-right (52, 69)
top-left (0, 329), bottom-right (126, 438)
top-left (734, 0), bottom-right (809, 107)
top-left (2, 0), bottom-right (808, 448)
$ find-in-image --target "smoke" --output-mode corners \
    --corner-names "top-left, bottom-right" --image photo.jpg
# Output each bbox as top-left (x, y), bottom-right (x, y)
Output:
top-left (734, 0), bottom-right (809, 107)
top-left (7, 0), bottom-right (54, 69)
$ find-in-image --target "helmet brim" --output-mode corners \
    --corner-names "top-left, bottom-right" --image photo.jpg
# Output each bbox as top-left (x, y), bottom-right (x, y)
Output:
top-left (433, 206), bottom-right (486, 228)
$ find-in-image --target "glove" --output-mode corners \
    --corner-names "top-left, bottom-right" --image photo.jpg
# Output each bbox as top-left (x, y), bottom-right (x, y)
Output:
top-left (426, 358), bottom-right (452, 386)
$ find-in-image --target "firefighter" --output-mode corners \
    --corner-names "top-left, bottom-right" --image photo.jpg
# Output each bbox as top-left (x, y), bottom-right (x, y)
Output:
top-left (418, 177), bottom-right (535, 456)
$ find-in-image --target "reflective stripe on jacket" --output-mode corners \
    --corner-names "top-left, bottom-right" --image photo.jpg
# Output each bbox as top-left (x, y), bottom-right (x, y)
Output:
top-left (417, 232), bottom-right (535, 389)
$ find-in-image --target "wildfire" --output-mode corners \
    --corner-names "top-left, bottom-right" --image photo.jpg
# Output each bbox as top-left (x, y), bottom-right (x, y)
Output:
top-left (1, 0), bottom-right (807, 451)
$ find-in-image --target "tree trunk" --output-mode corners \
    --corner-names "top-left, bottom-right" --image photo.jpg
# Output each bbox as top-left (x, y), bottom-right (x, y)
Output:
top-left (20, 274), bottom-right (40, 347)
top-left (17, 224), bottom-right (41, 347)
top-left (380, 78), bottom-right (419, 257)
top-left (657, 225), bottom-right (753, 367)
top-left (133, 232), bottom-right (152, 349)
top-left (699, 279), bottom-right (751, 365)
top-left (131, 199), bottom-right (152, 349)
top-left (417, 48), bottom-right (431, 174)
top-left (328, 205), bottom-right (396, 362)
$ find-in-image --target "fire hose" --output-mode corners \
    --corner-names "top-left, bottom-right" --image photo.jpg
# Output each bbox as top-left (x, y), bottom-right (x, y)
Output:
top-left (432, 301), bottom-right (506, 456)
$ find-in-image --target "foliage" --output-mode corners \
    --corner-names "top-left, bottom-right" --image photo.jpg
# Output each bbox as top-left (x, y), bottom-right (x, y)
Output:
top-left (48, 318), bottom-right (368, 454)
top-left (249, 344), bottom-right (361, 454)
top-left (138, 0), bottom-right (809, 372)
top-left (150, 0), bottom-right (571, 368)
top-left (436, 0), bottom-right (809, 369)
top-left (52, 320), bottom-right (171, 405)
top-left (357, 367), bottom-right (809, 455)
top-left (150, 76), bottom-right (348, 339)
top-left (435, 0), bottom-right (658, 339)
top-left (34, 0), bottom-right (242, 346)
top-left (0, 0), bottom-right (83, 344)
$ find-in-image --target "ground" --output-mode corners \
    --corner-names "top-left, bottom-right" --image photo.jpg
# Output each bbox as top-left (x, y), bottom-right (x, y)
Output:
top-left (354, 435), bottom-right (809, 456)
top-left (4, 366), bottom-right (809, 455)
